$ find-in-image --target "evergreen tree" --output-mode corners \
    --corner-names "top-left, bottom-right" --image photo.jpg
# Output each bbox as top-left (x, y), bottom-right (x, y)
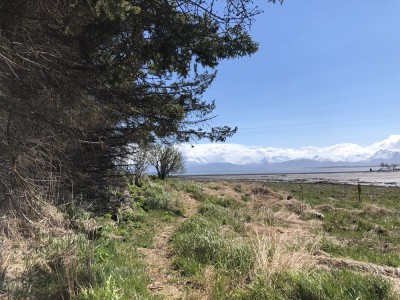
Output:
top-left (0, 0), bottom-right (281, 212)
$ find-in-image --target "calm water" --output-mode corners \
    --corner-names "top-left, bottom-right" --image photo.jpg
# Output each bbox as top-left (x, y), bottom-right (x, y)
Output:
top-left (184, 170), bottom-right (400, 187)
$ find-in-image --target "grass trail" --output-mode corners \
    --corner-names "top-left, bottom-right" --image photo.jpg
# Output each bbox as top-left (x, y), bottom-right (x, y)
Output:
top-left (2, 179), bottom-right (399, 299)
top-left (140, 193), bottom-right (200, 299)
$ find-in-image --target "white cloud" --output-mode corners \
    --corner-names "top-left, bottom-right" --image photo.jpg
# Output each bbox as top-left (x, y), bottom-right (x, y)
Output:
top-left (180, 135), bottom-right (400, 165)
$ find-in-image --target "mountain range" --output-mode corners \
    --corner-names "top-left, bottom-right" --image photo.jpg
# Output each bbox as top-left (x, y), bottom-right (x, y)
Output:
top-left (185, 150), bottom-right (400, 175)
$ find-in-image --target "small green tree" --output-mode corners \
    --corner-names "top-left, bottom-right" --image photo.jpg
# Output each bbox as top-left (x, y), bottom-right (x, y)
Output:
top-left (149, 144), bottom-right (185, 179)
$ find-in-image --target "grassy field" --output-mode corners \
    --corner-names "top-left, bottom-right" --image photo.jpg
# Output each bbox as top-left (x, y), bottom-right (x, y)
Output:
top-left (267, 182), bottom-right (400, 268)
top-left (1, 179), bottom-right (399, 299)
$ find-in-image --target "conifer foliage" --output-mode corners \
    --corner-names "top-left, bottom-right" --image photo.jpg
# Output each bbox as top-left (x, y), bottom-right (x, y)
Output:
top-left (0, 0), bottom-right (280, 212)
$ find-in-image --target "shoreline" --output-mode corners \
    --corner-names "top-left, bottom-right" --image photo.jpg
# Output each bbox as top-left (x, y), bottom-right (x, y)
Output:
top-left (180, 171), bottom-right (400, 187)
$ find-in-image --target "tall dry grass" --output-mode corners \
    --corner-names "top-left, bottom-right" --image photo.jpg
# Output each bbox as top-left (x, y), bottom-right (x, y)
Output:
top-left (251, 230), bottom-right (318, 278)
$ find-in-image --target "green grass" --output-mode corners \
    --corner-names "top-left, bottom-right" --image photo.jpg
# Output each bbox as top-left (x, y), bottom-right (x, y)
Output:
top-left (75, 181), bottom-right (184, 299)
top-left (172, 209), bottom-right (395, 299)
top-left (171, 199), bottom-right (254, 281)
top-left (233, 270), bottom-right (393, 300)
top-left (198, 198), bottom-right (247, 233)
top-left (77, 182), bottom-right (182, 297)
top-left (8, 180), bottom-right (400, 299)
top-left (321, 238), bottom-right (400, 268)
top-left (320, 205), bottom-right (400, 267)
top-left (171, 215), bottom-right (253, 272)
top-left (233, 184), bottom-right (244, 193)
top-left (169, 181), bottom-right (399, 299)
top-left (129, 181), bottom-right (185, 216)
top-left (198, 202), bottom-right (230, 221)
top-left (78, 240), bottom-right (159, 300)
top-left (267, 183), bottom-right (400, 210)
top-left (322, 208), bottom-right (400, 242)
top-left (267, 182), bottom-right (400, 267)
top-left (206, 195), bottom-right (243, 208)
top-left (11, 180), bottom-right (182, 299)
top-left (166, 178), bottom-right (207, 201)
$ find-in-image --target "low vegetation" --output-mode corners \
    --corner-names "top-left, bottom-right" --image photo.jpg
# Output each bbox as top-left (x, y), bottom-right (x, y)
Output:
top-left (1, 180), bottom-right (182, 299)
top-left (267, 182), bottom-right (400, 268)
top-left (1, 179), bottom-right (399, 299)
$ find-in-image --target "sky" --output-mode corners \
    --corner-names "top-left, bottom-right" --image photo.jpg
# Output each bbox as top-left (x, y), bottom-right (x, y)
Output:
top-left (183, 0), bottom-right (400, 164)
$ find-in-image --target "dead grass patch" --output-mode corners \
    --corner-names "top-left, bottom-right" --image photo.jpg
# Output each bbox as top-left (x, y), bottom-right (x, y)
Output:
top-left (363, 203), bottom-right (395, 216)
top-left (251, 229), bottom-right (317, 278)
top-left (278, 199), bottom-right (304, 214)
top-left (273, 210), bottom-right (302, 225)
top-left (0, 200), bottom-right (82, 298)
top-left (250, 186), bottom-right (273, 196)
top-left (204, 182), bottom-right (246, 201)
top-left (315, 204), bottom-right (336, 212)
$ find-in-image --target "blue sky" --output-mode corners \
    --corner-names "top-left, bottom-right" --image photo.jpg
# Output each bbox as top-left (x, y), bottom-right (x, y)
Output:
top-left (201, 0), bottom-right (400, 149)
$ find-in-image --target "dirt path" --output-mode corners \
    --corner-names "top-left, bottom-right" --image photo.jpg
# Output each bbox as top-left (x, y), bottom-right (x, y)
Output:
top-left (140, 193), bottom-right (200, 299)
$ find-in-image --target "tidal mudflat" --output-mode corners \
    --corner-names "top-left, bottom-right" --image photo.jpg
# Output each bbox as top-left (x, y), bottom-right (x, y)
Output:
top-left (185, 171), bottom-right (400, 187)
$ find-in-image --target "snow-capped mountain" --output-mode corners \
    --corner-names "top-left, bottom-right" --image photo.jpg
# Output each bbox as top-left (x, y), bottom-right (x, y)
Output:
top-left (180, 135), bottom-right (400, 174)
top-left (366, 150), bottom-right (400, 165)
top-left (184, 150), bottom-right (400, 175)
